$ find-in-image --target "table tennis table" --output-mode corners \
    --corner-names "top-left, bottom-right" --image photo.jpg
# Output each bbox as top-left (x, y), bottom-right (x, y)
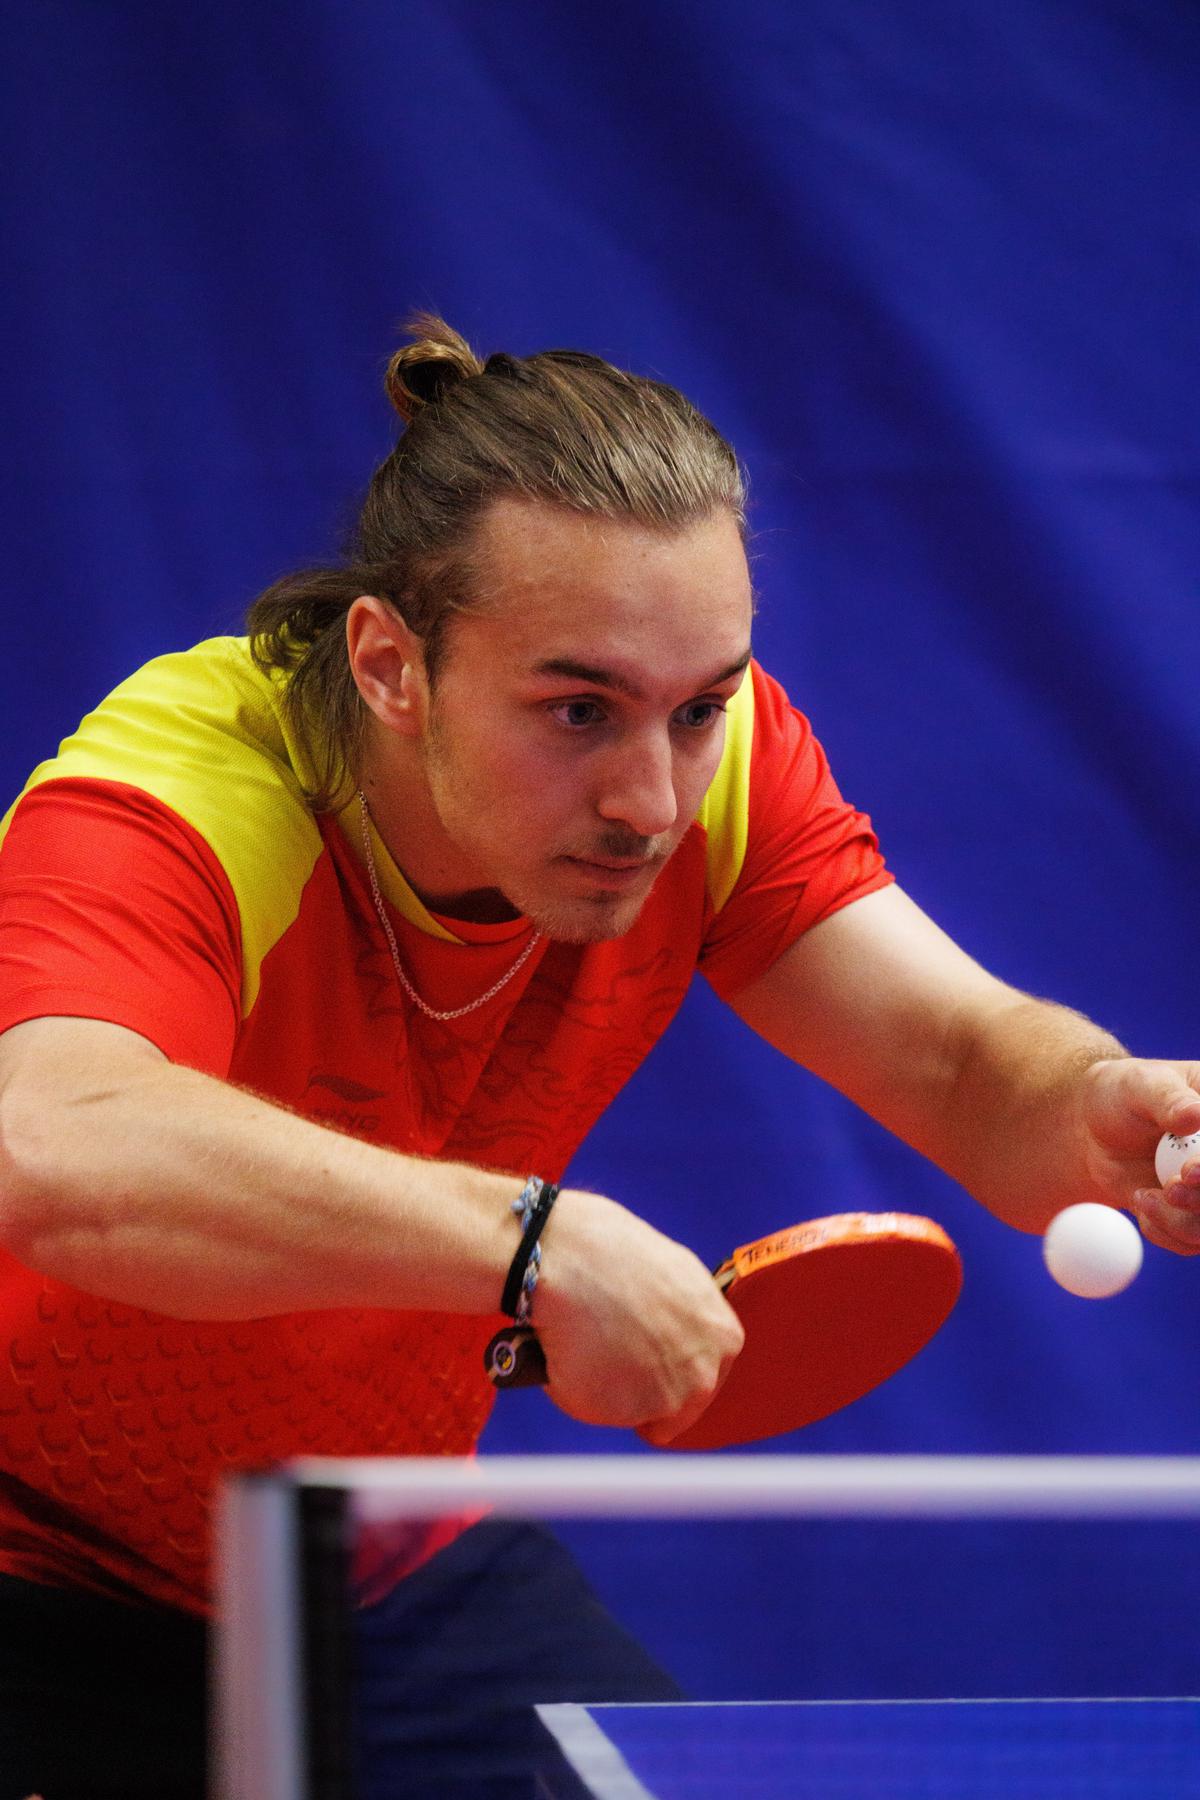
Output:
top-left (534, 1698), bottom-right (1200, 1798)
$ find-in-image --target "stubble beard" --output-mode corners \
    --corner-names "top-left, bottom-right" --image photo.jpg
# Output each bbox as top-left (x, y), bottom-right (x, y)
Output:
top-left (513, 882), bottom-right (646, 945)
top-left (502, 829), bottom-right (676, 943)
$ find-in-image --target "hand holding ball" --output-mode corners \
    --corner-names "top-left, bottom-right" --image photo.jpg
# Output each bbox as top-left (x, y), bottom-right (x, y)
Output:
top-left (1043, 1203), bottom-right (1143, 1298)
top-left (1038, 1126), bottom-right (1199, 1294)
top-left (1154, 1130), bottom-right (1200, 1189)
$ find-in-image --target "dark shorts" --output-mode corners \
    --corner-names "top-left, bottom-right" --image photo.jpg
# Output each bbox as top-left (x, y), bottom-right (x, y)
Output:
top-left (0, 1566), bottom-right (208, 1800)
top-left (0, 1520), bottom-right (679, 1800)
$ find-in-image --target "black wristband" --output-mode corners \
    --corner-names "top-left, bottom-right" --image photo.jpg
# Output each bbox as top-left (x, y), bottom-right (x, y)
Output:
top-left (500, 1181), bottom-right (560, 1319)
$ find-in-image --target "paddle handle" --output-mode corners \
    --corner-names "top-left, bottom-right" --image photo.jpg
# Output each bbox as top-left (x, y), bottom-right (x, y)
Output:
top-left (485, 1325), bottom-right (548, 1388)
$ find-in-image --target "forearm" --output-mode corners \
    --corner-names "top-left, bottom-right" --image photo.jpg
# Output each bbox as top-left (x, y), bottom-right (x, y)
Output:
top-left (0, 1029), bottom-right (517, 1320)
top-left (0, 1018), bottom-right (756, 1435)
top-left (934, 993), bottom-right (1127, 1233)
top-left (731, 889), bottom-right (1171, 1240)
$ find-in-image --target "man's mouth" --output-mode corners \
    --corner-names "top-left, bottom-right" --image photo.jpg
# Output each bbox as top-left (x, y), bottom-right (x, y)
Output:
top-left (576, 856), bottom-right (650, 871)
top-left (561, 853), bottom-right (658, 885)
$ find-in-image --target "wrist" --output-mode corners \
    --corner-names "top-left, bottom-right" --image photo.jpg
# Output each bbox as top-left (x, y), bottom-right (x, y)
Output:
top-left (498, 1176), bottom-right (560, 1321)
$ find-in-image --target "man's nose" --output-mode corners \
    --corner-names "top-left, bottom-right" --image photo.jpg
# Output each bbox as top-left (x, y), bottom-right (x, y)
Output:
top-left (595, 731), bottom-right (678, 839)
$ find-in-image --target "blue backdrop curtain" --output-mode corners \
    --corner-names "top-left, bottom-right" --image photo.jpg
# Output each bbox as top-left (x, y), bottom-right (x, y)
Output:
top-left (3, 0), bottom-right (1199, 1697)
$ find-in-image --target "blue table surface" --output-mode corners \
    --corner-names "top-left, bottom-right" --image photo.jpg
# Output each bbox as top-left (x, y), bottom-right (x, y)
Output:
top-left (534, 1698), bottom-right (1200, 1799)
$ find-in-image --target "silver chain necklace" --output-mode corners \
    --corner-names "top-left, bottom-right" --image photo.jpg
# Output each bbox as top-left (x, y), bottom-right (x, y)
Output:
top-left (357, 791), bottom-right (542, 1022)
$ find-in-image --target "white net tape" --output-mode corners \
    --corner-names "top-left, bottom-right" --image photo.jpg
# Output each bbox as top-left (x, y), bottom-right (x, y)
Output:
top-left (281, 1454), bottom-right (1200, 1522)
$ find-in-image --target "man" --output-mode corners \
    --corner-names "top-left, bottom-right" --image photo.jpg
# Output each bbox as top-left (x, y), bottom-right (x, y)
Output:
top-left (0, 317), bottom-right (1197, 1797)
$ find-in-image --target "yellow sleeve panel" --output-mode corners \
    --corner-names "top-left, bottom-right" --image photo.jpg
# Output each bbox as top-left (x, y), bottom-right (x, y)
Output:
top-left (1, 638), bottom-right (323, 1018)
top-left (694, 664), bottom-right (755, 913)
top-left (332, 794), bottom-right (463, 945)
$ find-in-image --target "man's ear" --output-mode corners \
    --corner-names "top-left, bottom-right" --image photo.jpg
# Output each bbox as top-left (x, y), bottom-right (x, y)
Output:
top-left (346, 596), bottom-right (429, 738)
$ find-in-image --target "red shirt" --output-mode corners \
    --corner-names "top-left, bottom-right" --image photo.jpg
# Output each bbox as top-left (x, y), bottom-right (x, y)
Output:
top-left (0, 638), bottom-right (890, 1610)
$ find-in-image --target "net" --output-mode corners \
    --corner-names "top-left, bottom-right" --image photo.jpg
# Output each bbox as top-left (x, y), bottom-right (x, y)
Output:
top-left (212, 1455), bottom-right (1200, 1799)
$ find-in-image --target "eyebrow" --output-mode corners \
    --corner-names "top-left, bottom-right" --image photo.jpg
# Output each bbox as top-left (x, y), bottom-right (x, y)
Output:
top-left (531, 649), bottom-right (752, 700)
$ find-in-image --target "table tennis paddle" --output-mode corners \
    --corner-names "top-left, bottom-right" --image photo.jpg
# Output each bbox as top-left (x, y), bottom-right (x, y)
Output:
top-left (484, 1212), bottom-right (961, 1449)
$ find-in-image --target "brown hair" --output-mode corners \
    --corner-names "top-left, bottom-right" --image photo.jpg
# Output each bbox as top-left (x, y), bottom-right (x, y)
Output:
top-left (247, 314), bottom-right (747, 809)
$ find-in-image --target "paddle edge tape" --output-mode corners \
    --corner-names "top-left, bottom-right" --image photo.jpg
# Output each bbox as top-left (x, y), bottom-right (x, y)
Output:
top-left (715, 1212), bottom-right (959, 1291)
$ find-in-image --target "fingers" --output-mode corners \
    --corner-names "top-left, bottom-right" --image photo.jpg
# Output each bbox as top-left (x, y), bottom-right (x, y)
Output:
top-left (635, 1327), bottom-right (744, 1448)
top-left (1103, 1059), bottom-right (1200, 1137)
top-left (1161, 1086), bottom-right (1200, 1138)
top-left (638, 1414), bottom-right (701, 1449)
top-left (638, 1387), bottom-right (716, 1448)
top-left (1080, 1064), bottom-right (1200, 1252)
top-left (1131, 1184), bottom-right (1200, 1257)
top-left (1128, 1074), bottom-right (1200, 1253)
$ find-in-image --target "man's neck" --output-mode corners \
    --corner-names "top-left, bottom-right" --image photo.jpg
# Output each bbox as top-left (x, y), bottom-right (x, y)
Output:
top-left (425, 889), bottom-right (522, 926)
top-left (357, 741), bottom-right (521, 927)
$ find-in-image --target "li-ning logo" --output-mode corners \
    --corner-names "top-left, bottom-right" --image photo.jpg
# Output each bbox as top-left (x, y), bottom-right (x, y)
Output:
top-left (304, 1071), bottom-right (387, 1134)
top-left (307, 1073), bottom-right (387, 1104)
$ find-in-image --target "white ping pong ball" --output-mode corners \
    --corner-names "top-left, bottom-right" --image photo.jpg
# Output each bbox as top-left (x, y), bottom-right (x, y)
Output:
top-left (1042, 1203), bottom-right (1143, 1299)
top-left (1155, 1130), bottom-right (1200, 1189)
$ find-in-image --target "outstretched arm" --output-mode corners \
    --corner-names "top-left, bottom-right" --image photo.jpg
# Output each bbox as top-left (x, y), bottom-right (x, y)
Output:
top-left (729, 885), bottom-right (1200, 1252)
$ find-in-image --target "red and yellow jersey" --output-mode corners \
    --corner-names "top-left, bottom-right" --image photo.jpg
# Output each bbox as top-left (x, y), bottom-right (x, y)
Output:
top-left (0, 638), bottom-right (889, 1611)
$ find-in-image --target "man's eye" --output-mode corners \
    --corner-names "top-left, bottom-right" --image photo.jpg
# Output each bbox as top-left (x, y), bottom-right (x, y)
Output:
top-left (676, 701), bottom-right (724, 729)
top-left (551, 700), bottom-right (604, 728)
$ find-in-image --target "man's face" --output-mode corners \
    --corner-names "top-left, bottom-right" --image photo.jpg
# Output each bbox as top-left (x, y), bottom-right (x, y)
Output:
top-left (410, 499), bottom-right (754, 942)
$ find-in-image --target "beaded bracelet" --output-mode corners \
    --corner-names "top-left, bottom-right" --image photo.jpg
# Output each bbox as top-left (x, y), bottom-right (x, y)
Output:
top-left (500, 1176), bottom-right (561, 1322)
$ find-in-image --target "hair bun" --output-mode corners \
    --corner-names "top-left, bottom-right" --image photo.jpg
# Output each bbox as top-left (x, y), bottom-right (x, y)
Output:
top-left (385, 313), bottom-right (485, 423)
top-left (482, 351), bottom-right (524, 379)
